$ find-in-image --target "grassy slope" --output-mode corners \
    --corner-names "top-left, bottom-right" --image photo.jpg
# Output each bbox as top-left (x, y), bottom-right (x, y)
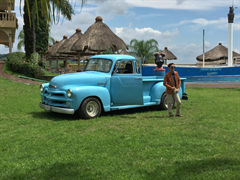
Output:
top-left (0, 77), bottom-right (240, 180)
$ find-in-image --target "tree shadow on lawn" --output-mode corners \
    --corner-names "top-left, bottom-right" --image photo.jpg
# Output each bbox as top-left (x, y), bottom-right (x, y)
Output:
top-left (143, 158), bottom-right (240, 180)
top-left (30, 106), bottom-right (164, 121)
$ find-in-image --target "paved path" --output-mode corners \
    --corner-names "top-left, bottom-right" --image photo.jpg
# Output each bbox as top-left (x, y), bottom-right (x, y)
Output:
top-left (0, 61), bottom-right (42, 85)
top-left (185, 82), bottom-right (240, 88)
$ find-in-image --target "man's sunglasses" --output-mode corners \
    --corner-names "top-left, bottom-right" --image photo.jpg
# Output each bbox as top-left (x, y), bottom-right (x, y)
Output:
top-left (171, 66), bottom-right (175, 69)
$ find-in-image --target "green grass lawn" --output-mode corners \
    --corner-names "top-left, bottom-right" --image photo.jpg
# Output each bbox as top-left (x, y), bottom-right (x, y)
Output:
top-left (0, 77), bottom-right (240, 180)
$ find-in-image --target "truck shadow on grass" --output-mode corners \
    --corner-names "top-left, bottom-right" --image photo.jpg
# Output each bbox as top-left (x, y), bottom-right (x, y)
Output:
top-left (30, 106), bottom-right (164, 121)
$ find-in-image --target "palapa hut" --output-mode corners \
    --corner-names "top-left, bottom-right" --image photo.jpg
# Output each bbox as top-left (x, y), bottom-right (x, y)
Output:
top-left (57, 28), bottom-right (96, 71)
top-left (71, 16), bottom-right (128, 54)
top-left (48, 35), bottom-right (68, 57)
top-left (196, 42), bottom-right (240, 66)
top-left (46, 43), bottom-right (58, 69)
top-left (161, 47), bottom-right (177, 64)
top-left (47, 36), bottom-right (77, 70)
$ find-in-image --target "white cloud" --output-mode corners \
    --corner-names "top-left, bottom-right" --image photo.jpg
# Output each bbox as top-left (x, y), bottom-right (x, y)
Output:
top-left (114, 27), bottom-right (179, 48)
top-left (97, 1), bottom-right (129, 16)
top-left (234, 48), bottom-right (240, 54)
top-left (126, 0), bottom-right (233, 10)
top-left (168, 15), bottom-right (240, 31)
top-left (50, 12), bottom-right (96, 41)
top-left (168, 43), bottom-right (204, 64)
top-left (79, 0), bottom-right (129, 17)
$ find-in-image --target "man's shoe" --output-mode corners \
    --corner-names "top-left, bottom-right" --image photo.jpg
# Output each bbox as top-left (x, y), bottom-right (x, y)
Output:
top-left (176, 115), bottom-right (184, 117)
top-left (169, 115), bottom-right (175, 117)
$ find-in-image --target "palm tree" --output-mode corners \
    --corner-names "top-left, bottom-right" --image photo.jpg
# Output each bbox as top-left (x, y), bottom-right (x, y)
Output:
top-left (17, 30), bottom-right (24, 51)
top-left (128, 39), bottom-right (159, 64)
top-left (17, 29), bottom-right (56, 52)
top-left (23, 0), bottom-right (74, 58)
top-left (21, 0), bottom-right (84, 25)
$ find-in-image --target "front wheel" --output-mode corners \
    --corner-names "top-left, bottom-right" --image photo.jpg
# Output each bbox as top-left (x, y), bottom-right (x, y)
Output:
top-left (77, 97), bottom-right (102, 119)
top-left (159, 93), bottom-right (175, 110)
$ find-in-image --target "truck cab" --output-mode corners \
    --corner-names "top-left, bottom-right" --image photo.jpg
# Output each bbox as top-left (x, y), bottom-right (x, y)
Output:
top-left (39, 55), bottom-right (187, 119)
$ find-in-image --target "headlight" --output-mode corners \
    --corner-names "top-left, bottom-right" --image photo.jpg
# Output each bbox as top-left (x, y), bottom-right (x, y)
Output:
top-left (67, 89), bottom-right (72, 97)
top-left (40, 85), bottom-right (44, 92)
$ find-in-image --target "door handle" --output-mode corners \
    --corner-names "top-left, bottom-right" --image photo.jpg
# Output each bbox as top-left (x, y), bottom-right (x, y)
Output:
top-left (135, 78), bottom-right (142, 80)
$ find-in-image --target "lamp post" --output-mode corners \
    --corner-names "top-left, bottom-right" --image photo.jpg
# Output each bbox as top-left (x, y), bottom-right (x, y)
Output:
top-left (228, 6), bottom-right (234, 67)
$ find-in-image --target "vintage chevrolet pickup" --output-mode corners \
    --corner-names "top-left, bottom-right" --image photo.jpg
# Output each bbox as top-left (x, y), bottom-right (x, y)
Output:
top-left (39, 55), bottom-right (187, 119)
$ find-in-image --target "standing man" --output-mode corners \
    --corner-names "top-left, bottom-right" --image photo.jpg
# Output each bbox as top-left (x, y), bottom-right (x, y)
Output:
top-left (163, 63), bottom-right (183, 117)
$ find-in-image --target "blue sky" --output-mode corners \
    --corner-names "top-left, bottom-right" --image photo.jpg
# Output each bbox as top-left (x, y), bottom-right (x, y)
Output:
top-left (1, 0), bottom-right (240, 64)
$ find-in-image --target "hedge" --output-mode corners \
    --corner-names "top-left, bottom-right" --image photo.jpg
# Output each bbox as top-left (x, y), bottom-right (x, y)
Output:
top-left (6, 52), bottom-right (45, 79)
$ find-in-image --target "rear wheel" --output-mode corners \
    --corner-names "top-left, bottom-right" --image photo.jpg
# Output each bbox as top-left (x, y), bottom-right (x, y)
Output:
top-left (77, 97), bottom-right (102, 119)
top-left (159, 93), bottom-right (175, 110)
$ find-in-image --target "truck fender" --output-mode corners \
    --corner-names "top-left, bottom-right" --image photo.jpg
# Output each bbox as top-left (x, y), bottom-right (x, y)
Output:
top-left (65, 86), bottom-right (111, 112)
top-left (150, 82), bottom-right (166, 105)
top-left (150, 82), bottom-right (183, 103)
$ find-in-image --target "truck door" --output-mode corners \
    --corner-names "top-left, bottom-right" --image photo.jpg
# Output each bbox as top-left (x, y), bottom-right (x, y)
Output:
top-left (110, 60), bottom-right (143, 106)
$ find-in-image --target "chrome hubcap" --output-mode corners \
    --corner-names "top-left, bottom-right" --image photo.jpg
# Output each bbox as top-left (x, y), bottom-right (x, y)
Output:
top-left (86, 101), bottom-right (99, 117)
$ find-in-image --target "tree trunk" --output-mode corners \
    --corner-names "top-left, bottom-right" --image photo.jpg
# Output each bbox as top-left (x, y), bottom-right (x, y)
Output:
top-left (33, 15), bottom-right (36, 53)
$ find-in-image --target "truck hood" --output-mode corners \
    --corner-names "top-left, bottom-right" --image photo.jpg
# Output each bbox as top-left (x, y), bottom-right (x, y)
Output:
top-left (49, 71), bottom-right (108, 89)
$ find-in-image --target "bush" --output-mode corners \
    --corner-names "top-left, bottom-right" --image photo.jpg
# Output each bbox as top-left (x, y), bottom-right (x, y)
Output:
top-left (6, 52), bottom-right (45, 79)
top-left (59, 61), bottom-right (71, 67)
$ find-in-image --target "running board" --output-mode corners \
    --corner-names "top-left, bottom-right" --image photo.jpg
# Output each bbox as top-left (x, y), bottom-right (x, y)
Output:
top-left (110, 102), bottom-right (158, 110)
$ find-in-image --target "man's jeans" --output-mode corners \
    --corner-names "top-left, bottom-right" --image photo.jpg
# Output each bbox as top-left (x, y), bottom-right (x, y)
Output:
top-left (167, 92), bottom-right (181, 116)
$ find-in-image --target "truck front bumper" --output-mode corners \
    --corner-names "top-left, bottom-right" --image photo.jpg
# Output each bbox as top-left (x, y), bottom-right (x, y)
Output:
top-left (39, 103), bottom-right (75, 115)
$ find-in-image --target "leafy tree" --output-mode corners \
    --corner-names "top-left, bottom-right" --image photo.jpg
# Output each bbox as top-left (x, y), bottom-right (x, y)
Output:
top-left (128, 39), bottom-right (159, 64)
top-left (102, 49), bottom-right (116, 54)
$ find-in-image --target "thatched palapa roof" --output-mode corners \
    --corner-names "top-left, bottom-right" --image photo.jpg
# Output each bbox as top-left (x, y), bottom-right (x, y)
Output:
top-left (71, 16), bottom-right (128, 53)
top-left (57, 28), bottom-right (83, 55)
top-left (48, 36), bottom-right (69, 58)
top-left (196, 42), bottom-right (240, 61)
top-left (161, 47), bottom-right (177, 60)
top-left (47, 39), bottom-right (77, 59)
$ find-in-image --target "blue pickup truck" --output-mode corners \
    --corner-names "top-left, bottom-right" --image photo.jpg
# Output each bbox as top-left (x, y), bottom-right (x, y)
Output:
top-left (39, 55), bottom-right (187, 119)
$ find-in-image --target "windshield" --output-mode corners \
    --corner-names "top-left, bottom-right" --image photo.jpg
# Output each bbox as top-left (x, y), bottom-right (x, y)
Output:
top-left (84, 58), bottom-right (112, 73)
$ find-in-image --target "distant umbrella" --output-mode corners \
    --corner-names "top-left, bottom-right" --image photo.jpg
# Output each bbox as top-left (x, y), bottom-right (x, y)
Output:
top-left (71, 16), bottom-right (128, 54)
